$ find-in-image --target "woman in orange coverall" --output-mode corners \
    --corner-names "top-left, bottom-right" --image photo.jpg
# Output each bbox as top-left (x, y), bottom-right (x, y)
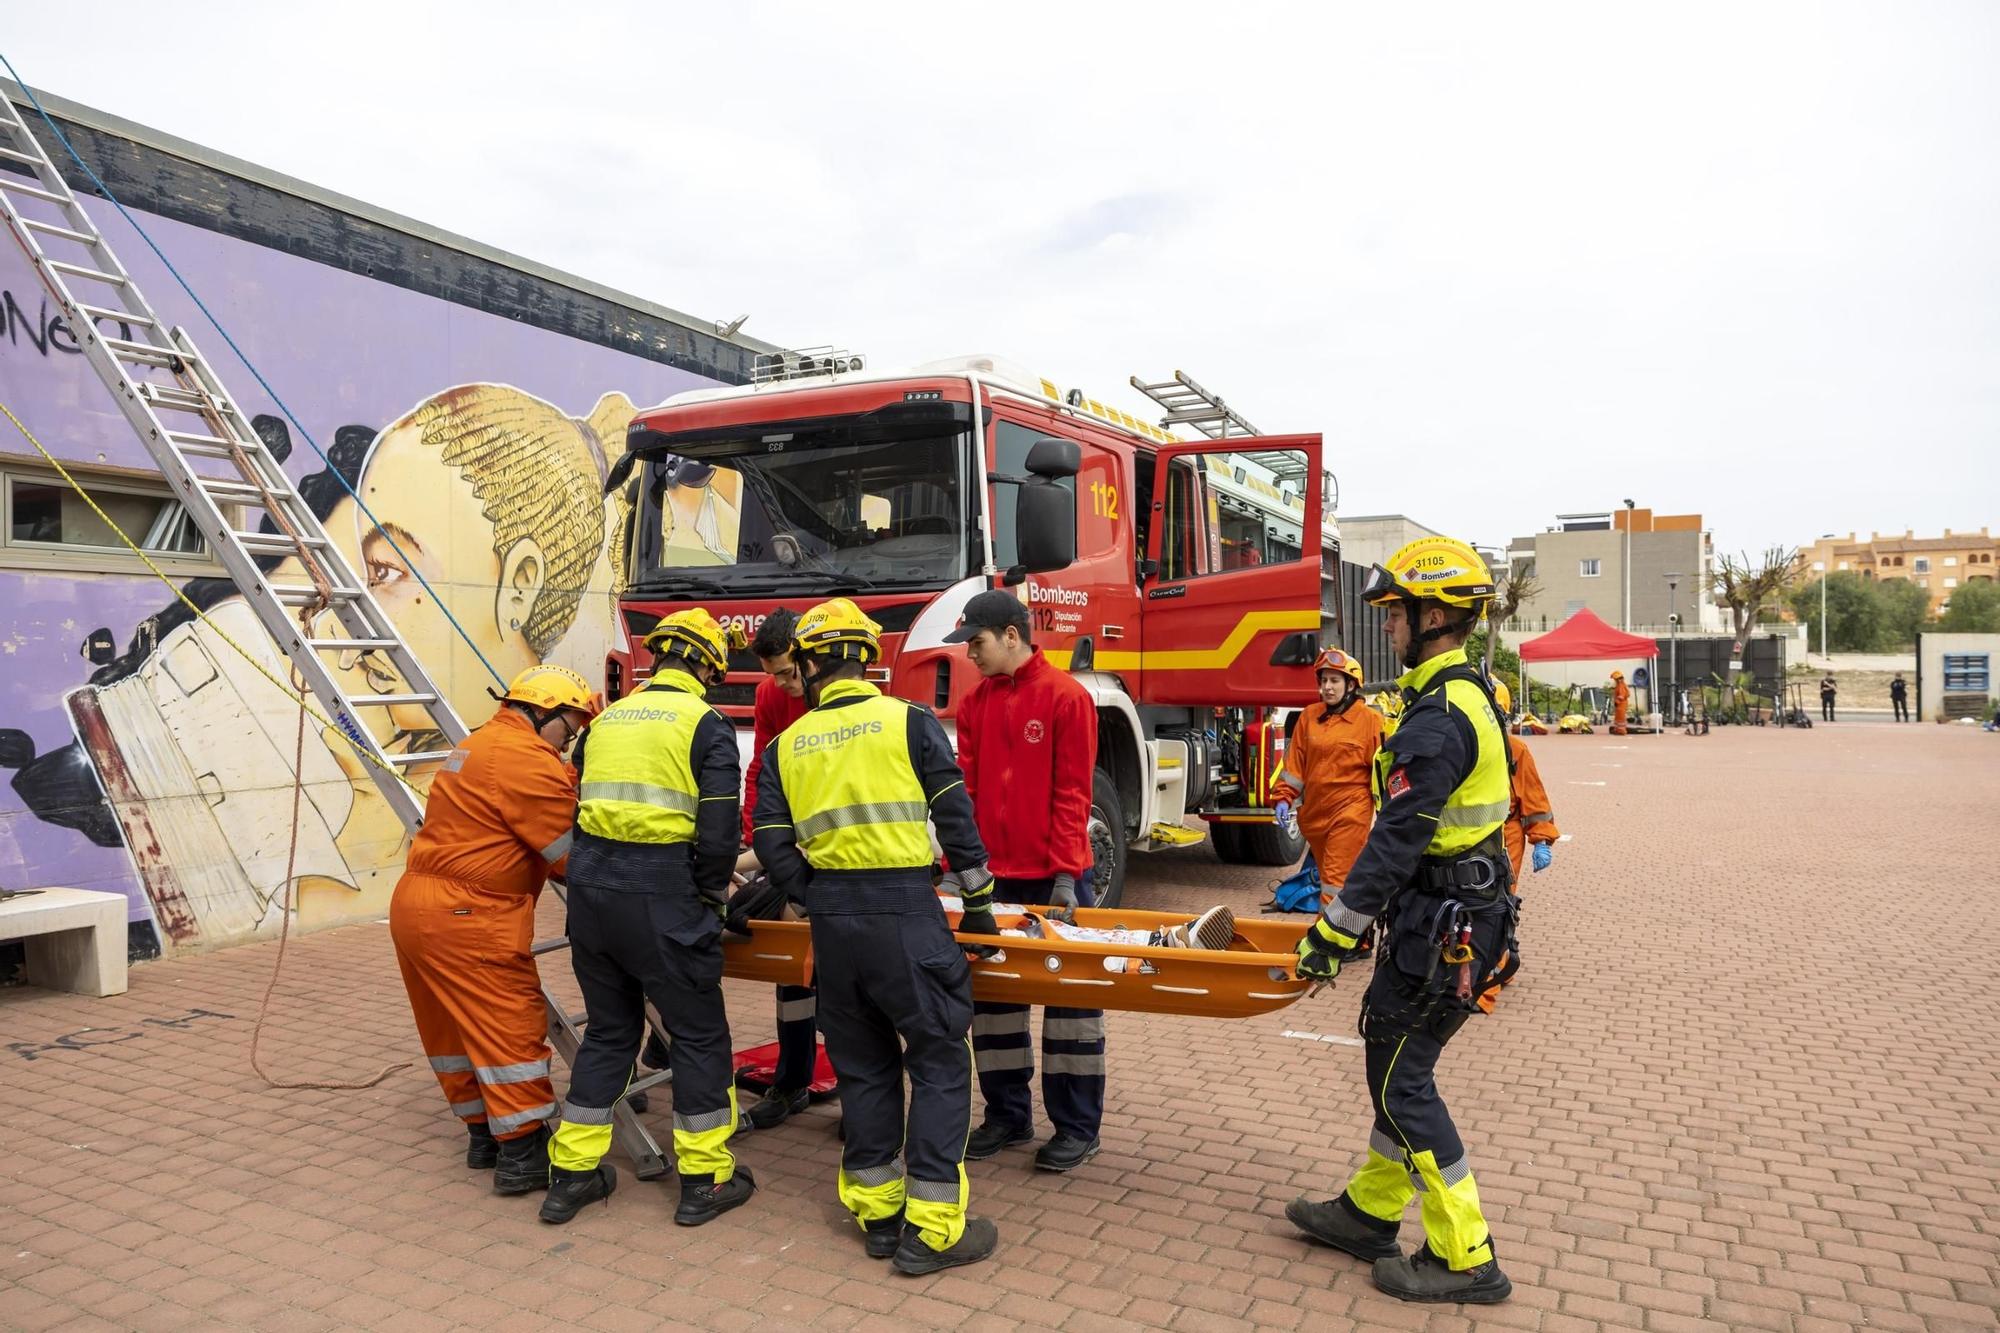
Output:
top-left (1270, 648), bottom-right (1384, 904)
top-left (1483, 681), bottom-right (1559, 1012)
top-left (390, 665), bottom-right (598, 1196)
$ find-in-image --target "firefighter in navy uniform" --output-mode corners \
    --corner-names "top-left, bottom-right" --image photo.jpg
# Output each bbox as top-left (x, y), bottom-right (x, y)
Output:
top-left (1284, 537), bottom-right (1519, 1305)
top-left (752, 598), bottom-right (1003, 1275)
top-left (542, 608), bottom-right (754, 1228)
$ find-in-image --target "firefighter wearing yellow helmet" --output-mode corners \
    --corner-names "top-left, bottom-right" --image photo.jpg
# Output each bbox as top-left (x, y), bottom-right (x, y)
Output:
top-left (750, 597), bottom-right (1004, 1274)
top-left (1285, 537), bottom-right (1520, 1305)
top-left (543, 607), bottom-right (756, 1227)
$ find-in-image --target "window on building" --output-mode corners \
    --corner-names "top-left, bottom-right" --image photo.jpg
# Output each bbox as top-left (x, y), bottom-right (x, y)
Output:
top-left (1944, 556), bottom-right (1958, 566)
top-left (1945, 577), bottom-right (1958, 588)
top-left (1914, 557), bottom-right (1930, 573)
top-left (1836, 561), bottom-right (1847, 570)
top-left (1579, 558), bottom-right (1601, 577)
top-left (1943, 654), bottom-right (1990, 692)
top-left (2, 466), bottom-right (220, 573)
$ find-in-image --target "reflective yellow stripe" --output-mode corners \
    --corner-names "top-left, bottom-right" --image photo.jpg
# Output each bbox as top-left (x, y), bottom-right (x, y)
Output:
top-left (1043, 608), bottom-right (1320, 672)
top-left (672, 1087), bottom-right (738, 1181)
top-left (579, 781), bottom-right (698, 813)
top-left (1437, 801), bottom-right (1509, 827)
top-left (795, 800), bottom-right (928, 843)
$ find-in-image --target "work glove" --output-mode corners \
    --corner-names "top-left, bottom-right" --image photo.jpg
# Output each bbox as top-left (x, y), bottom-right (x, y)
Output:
top-left (699, 883), bottom-right (729, 925)
top-left (1531, 843), bottom-right (1554, 874)
top-left (1296, 918), bottom-right (1362, 983)
top-left (724, 872), bottom-right (789, 936)
top-left (1272, 800), bottom-right (1298, 836)
top-left (946, 869), bottom-right (1003, 959)
top-left (1049, 873), bottom-right (1079, 911)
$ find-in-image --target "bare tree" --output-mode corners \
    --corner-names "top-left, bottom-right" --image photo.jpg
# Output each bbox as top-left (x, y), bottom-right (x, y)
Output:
top-left (1712, 546), bottom-right (1801, 648)
top-left (1479, 570), bottom-right (1540, 675)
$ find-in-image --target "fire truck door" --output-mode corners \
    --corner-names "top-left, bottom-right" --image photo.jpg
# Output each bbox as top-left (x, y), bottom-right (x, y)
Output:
top-left (1139, 435), bottom-right (1324, 706)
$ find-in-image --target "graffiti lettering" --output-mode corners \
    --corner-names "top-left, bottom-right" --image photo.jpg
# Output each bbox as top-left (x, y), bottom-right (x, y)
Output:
top-left (6, 1007), bottom-right (235, 1060)
top-left (0, 287), bottom-right (132, 359)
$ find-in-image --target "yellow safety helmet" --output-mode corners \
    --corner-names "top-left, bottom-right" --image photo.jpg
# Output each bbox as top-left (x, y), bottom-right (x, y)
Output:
top-left (1360, 537), bottom-right (1497, 612)
top-left (497, 664), bottom-right (600, 717)
top-left (643, 607), bottom-right (745, 674)
top-left (1312, 646), bottom-right (1365, 688)
top-left (1610, 669), bottom-right (1625, 680)
top-left (792, 597), bottom-right (882, 665)
top-left (1492, 680), bottom-right (1513, 715)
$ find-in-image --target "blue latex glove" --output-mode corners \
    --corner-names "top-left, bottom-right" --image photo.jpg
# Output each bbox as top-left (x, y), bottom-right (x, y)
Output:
top-left (1273, 800), bottom-right (1298, 835)
top-left (1531, 843), bottom-right (1553, 873)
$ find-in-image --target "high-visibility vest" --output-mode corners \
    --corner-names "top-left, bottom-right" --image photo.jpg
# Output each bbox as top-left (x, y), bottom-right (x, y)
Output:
top-left (1374, 649), bottom-right (1510, 857)
top-left (576, 668), bottom-right (712, 845)
top-left (775, 679), bottom-right (932, 870)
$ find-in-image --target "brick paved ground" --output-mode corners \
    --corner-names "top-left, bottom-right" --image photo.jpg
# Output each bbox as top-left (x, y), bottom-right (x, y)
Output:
top-left (4, 724), bottom-right (1998, 1331)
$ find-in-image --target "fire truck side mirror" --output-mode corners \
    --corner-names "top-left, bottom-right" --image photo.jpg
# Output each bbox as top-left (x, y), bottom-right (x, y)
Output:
top-left (1025, 437), bottom-right (1081, 479)
top-left (1014, 477), bottom-right (1077, 576)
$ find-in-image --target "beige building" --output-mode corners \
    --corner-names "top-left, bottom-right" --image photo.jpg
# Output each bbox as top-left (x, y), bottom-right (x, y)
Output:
top-left (1802, 528), bottom-right (1998, 615)
top-left (1506, 507), bottom-right (1721, 635)
top-left (1336, 514), bottom-right (1445, 571)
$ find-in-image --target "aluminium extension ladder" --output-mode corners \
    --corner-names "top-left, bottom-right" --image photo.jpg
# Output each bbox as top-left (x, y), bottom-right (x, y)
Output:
top-left (0, 89), bottom-right (671, 1180)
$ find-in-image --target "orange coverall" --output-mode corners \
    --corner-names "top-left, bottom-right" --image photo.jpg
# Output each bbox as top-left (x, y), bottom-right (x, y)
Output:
top-left (1271, 700), bottom-right (1385, 903)
top-left (1483, 734), bottom-right (1560, 1013)
top-left (389, 707), bottom-right (577, 1140)
top-left (1611, 680), bottom-right (1631, 735)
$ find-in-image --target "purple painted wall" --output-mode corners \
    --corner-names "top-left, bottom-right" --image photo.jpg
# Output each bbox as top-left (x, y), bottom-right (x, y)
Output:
top-left (0, 196), bottom-right (715, 951)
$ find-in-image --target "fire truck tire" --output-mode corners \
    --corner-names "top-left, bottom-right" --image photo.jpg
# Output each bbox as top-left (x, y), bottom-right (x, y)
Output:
top-left (1211, 818), bottom-right (1305, 868)
top-left (1088, 768), bottom-right (1128, 909)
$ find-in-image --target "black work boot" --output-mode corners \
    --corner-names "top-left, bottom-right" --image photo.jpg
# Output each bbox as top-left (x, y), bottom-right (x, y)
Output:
top-left (1372, 1243), bottom-right (1512, 1304)
top-left (1033, 1133), bottom-right (1101, 1172)
top-left (538, 1163), bottom-right (616, 1224)
top-left (1286, 1193), bottom-right (1403, 1261)
top-left (892, 1216), bottom-right (998, 1276)
top-left (492, 1125), bottom-right (551, 1196)
top-left (675, 1166), bottom-right (757, 1226)
top-left (745, 1087), bottom-right (810, 1131)
top-left (963, 1120), bottom-right (1033, 1161)
top-left (464, 1121), bottom-right (498, 1170)
top-left (863, 1214), bottom-right (905, 1260)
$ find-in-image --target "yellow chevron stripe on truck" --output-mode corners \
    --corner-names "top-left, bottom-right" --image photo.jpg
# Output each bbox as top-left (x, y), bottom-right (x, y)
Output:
top-left (1043, 609), bottom-right (1320, 672)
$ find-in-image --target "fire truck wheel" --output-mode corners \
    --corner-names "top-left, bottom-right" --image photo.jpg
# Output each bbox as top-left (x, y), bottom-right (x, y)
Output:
top-left (1088, 768), bottom-right (1127, 909)
top-left (1211, 816), bottom-right (1306, 868)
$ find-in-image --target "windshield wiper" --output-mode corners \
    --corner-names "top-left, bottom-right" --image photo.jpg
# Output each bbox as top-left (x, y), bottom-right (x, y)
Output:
top-left (642, 572), bottom-right (734, 596)
top-left (735, 569), bottom-right (878, 592)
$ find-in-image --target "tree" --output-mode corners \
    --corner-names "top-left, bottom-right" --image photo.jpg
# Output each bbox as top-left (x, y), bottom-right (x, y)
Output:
top-left (1791, 572), bottom-right (1887, 652)
top-left (1874, 579), bottom-right (1932, 647)
top-left (1481, 570), bottom-right (1541, 670)
top-left (1938, 578), bottom-right (2000, 632)
top-left (1713, 547), bottom-right (1801, 649)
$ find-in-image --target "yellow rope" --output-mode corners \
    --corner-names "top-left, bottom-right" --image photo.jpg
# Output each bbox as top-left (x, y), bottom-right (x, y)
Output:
top-left (0, 394), bottom-right (422, 795)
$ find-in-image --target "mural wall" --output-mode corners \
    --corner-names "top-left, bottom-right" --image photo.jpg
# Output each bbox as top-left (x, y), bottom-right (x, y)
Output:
top-left (0, 194), bottom-right (721, 955)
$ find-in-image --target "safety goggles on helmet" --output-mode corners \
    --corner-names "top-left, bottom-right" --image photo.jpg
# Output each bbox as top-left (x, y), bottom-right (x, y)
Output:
top-left (791, 596), bottom-right (883, 666)
top-left (643, 608), bottom-right (746, 674)
top-left (1312, 646), bottom-right (1365, 687)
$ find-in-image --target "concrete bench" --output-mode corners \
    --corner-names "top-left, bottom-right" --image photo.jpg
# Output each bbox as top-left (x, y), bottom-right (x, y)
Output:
top-left (0, 888), bottom-right (129, 997)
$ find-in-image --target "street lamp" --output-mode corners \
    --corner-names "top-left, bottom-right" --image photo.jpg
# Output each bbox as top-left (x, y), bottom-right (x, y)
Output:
top-left (1622, 499), bottom-right (1636, 631)
top-left (1664, 572), bottom-right (1682, 723)
top-left (1819, 533), bottom-right (1835, 662)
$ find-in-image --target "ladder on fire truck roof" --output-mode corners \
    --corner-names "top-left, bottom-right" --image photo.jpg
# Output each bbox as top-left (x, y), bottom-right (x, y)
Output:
top-left (1130, 367), bottom-right (1315, 487)
top-left (0, 93), bottom-right (467, 828)
top-left (1, 91), bottom-right (677, 1181)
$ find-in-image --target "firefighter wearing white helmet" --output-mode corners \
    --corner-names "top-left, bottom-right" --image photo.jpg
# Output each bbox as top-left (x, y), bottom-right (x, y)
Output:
top-left (1284, 537), bottom-right (1521, 1306)
top-left (543, 608), bottom-right (755, 1227)
top-left (751, 597), bottom-right (1004, 1274)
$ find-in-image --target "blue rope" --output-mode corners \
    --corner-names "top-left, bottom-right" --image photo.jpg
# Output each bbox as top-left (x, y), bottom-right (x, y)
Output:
top-left (2, 53), bottom-right (505, 689)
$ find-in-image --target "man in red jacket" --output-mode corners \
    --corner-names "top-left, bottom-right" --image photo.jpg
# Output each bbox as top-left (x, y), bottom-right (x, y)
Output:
top-left (946, 590), bottom-right (1103, 1172)
top-left (737, 608), bottom-right (817, 1131)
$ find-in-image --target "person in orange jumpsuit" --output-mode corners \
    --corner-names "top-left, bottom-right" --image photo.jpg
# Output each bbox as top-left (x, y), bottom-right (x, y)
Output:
top-left (1481, 681), bottom-right (1558, 1013)
top-left (1609, 670), bottom-right (1631, 735)
top-left (389, 665), bottom-right (599, 1195)
top-left (1271, 648), bottom-right (1385, 907)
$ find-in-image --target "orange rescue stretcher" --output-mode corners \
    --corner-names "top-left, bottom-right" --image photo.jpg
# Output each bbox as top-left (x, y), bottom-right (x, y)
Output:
top-left (722, 902), bottom-right (1315, 1020)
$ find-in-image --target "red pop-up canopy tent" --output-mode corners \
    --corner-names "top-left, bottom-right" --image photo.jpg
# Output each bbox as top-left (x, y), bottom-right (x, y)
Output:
top-left (1517, 608), bottom-right (1659, 662)
top-left (1514, 609), bottom-right (1659, 726)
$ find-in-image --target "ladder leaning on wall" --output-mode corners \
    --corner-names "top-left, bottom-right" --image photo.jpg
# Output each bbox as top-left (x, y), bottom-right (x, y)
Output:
top-left (0, 90), bottom-right (673, 1179)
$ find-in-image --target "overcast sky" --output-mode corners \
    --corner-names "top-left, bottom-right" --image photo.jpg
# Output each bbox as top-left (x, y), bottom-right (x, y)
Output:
top-left (8, 2), bottom-right (1997, 557)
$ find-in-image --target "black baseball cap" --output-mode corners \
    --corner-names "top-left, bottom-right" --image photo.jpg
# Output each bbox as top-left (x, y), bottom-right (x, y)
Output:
top-left (943, 590), bottom-right (1031, 643)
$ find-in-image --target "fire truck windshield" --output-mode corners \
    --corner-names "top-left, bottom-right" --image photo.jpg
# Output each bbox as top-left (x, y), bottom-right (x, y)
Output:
top-left (628, 414), bottom-right (971, 594)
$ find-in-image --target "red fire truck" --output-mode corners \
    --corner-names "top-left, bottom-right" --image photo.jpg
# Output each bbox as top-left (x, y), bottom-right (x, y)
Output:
top-left (605, 353), bottom-right (1335, 906)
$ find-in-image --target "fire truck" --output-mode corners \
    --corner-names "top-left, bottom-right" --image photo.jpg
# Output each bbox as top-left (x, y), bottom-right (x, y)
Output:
top-left (605, 353), bottom-right (1337, 906)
